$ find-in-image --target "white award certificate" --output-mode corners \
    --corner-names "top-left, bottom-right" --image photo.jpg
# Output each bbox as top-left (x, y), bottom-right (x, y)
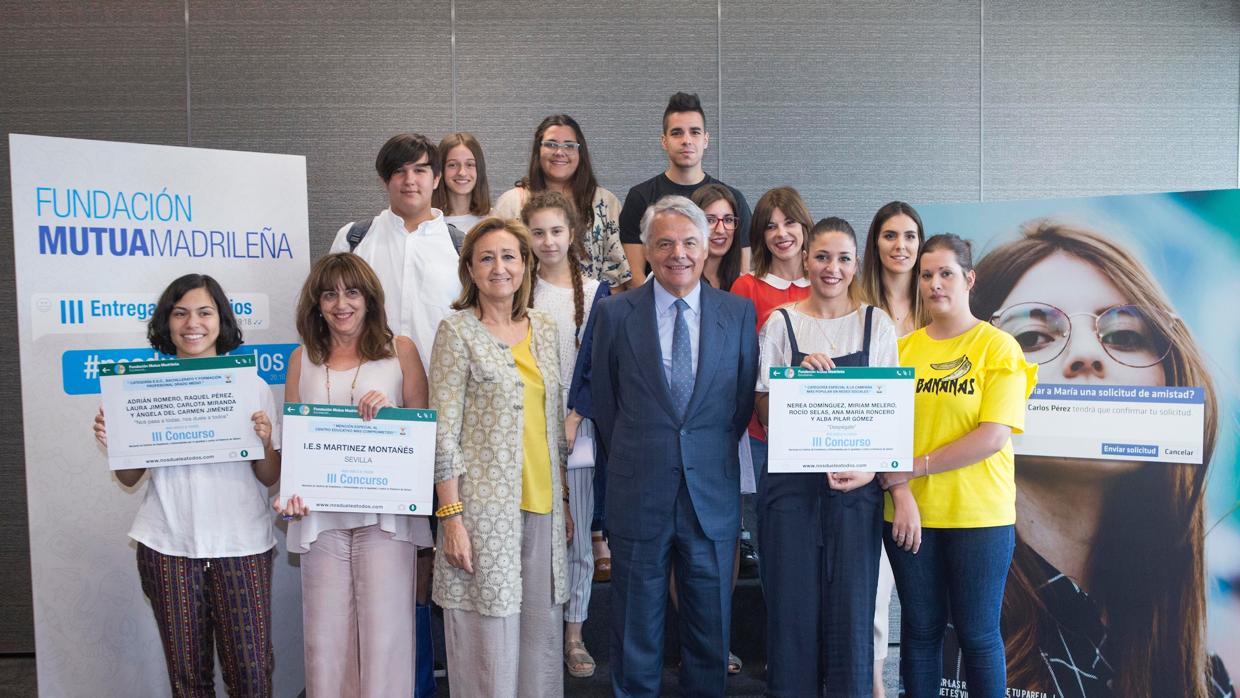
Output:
top-left (768, 366), bottom-right (915, 473)
top-left (99, 355), bottom-right (265, 470)
top-left (280, 403), bottom-right (436, 515)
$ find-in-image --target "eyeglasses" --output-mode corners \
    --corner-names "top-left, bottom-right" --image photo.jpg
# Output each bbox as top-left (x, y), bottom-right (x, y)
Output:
top-left (320, 288), bottom-right (363, 303)
top-left (990, 302), bottom-right (1173, 368)
top-left (705, 215), bottom-right (739, 230)
top-left (540, 140), bottom-right (581, 152)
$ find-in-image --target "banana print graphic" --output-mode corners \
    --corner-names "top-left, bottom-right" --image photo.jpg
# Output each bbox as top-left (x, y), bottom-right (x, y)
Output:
top-left (930, 355), bottom-right (972, 382)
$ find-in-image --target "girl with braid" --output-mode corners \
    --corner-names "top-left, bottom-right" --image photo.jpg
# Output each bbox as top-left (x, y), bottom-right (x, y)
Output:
top-left (522, 191), bottom-right (609, 679)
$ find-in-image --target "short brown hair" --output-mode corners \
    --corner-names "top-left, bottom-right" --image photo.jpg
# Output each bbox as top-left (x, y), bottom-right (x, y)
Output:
top-left (295, 253), bottom-right (395, 365)
top-left (749, 186), bottom-right (813, 278)
top-left (452, 217), bottom-right (534, 320)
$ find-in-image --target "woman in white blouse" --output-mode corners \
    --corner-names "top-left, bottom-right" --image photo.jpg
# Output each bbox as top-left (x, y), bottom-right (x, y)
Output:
top-left (276, 252), bottom-right (429, 698)
top-left (93, 273), bottom-right (281, 697)
top-left (753, 218), bottom-right (907, 697)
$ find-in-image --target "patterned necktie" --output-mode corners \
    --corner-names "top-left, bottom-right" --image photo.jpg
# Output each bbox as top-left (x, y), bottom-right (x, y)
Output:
top-left (670, 298), bottom-right (693, 417)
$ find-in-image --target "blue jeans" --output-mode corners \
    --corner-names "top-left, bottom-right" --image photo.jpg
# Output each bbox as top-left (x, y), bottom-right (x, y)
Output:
top-left (884, 524), bottom-right (1014, 698)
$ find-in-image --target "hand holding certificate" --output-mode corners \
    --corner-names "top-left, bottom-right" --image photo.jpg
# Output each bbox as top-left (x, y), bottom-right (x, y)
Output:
top-left (280, 403), bottom-right (435, 515)
top-left (767, 366), bottom-right (915, 473)
top-left (98, 355), bottom-right (266, 470)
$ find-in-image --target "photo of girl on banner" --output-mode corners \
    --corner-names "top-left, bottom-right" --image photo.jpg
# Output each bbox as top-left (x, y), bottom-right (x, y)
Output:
top-left (919, 190), bottom-right (1239, 698)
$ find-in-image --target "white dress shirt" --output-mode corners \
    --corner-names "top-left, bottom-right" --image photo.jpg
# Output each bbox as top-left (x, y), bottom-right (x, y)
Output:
top-left (127, 376), bottom-right (279, 558)
top-left (652, 279), bottom-right (702, 387)
top-left (331, 208), bottom-right (462, 371)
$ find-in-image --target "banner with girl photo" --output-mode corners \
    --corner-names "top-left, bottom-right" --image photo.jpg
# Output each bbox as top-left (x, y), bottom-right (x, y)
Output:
top-left (918, 189), bottom-right (1240, 698)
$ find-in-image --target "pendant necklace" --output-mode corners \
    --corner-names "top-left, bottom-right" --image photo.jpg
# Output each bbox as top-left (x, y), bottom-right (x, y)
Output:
top-left (325, 360), bottom-right (365, 405)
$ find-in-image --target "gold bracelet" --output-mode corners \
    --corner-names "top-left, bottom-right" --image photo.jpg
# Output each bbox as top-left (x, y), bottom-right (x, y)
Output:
top-left (435, 501), bottom-right (464, 519)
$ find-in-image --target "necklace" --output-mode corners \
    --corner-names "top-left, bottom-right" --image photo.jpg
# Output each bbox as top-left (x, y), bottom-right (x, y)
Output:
top-left (325, 360), bottom-right (365, 405)
top-left (809, 315), bottom-right (845, 353)
top-left (795, 301), bottom-right (852, 353)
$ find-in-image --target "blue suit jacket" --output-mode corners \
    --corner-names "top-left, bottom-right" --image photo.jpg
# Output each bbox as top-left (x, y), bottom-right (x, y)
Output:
top-left (591, 279), bottom-right (758, 542)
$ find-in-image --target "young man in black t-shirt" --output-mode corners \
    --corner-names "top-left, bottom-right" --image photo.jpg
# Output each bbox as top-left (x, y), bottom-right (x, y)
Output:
top-left (619, 92), bottom-right (752, 278)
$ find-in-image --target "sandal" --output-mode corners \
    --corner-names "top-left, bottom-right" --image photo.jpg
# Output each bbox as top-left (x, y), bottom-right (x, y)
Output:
top-left (593, 557), bottom-right (611, 582)
top-left (728, 651), bottom-right (743, 675)
top-left (564, 639), bottom-right (596, 678)
top-left (592, 533), bottom-right (611, 583)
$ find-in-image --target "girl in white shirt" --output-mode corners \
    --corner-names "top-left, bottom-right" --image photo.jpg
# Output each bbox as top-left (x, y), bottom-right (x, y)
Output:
top-left (523, 191), bottom-right (606, 679)
top-left (753, 219), bottom-right (905, 697)
top-left (433, 132), bottom-right (492, 233)
top-left (93, 273), bottom-right (281, 697)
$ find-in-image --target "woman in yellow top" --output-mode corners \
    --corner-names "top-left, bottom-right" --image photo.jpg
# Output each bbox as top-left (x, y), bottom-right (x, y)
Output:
top-left (428, 217), bottom-right (572, 698)
top-left (878, 233), bottom-right (1036, 698)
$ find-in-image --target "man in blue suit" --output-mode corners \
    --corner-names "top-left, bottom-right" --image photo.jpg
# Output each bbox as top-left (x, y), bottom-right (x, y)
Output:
top-left (592, 195), bottom-right (758, 697)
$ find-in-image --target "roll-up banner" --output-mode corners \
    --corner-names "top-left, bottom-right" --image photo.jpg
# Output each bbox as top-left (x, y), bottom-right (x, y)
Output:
top-left (9, 134), bottom-right (309, 696)
top-left (918, 189), bottom-right (1238, 697)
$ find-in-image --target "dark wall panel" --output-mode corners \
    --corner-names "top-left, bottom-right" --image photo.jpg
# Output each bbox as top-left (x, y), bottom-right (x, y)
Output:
top-left (187, 1), bottom-right (453, 256)
top-left (455, 0), bottom-right (720, 206)
top-left (0, 1), bottom-right (189, 653)
top-left (723, 0), bottom-right (982, 235)
top-left (983, 0), bottom-right (1240, 200)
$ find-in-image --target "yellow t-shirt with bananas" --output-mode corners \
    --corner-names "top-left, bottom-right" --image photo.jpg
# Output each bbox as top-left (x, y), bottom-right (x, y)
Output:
top-left (885, 322), bottom-right (1037, 528)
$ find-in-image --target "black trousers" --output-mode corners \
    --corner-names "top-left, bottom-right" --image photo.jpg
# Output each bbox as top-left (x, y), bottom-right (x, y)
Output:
top-left (758, 472), bottom-right (883, 697)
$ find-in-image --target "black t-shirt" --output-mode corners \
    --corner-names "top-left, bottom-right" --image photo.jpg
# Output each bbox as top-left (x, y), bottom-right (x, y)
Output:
top-left (618, 172), bottom-right (752, 248)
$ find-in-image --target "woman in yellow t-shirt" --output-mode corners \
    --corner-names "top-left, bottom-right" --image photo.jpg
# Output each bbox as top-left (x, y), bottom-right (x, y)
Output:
top-left (878, 234), bottom-right (1036, 698)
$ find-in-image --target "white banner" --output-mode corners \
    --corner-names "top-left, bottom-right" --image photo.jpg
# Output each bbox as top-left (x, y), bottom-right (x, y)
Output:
top-left (10, 134), bottom-right (309, 696)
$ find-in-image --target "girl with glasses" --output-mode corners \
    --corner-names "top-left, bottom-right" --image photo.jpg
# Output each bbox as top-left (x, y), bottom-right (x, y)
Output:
top-left (877, 233), bottom-right (1037, 698)
top-left (970, 221), bottom-right (1232, 698)
top-left (494, 115), bottom-right (632, 290)
top-left (691, 183), bottom-right (744, 293)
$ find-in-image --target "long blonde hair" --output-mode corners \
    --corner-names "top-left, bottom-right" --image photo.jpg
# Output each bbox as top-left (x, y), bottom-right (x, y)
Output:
top-left (972, 219), bottom-right (1218, 698)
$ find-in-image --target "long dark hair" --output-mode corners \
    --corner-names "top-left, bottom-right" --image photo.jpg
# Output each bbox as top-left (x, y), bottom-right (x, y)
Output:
top-left (972, 220), bottom-right (1217, 698)
top-left (148, 274), bottom-right (243, 356)
top-left (860, 201), bottom-right (927, 329)
top-left (691, 183), bottom-right (742, 292)
top-left (519, 114), bottom-right (599, 232)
